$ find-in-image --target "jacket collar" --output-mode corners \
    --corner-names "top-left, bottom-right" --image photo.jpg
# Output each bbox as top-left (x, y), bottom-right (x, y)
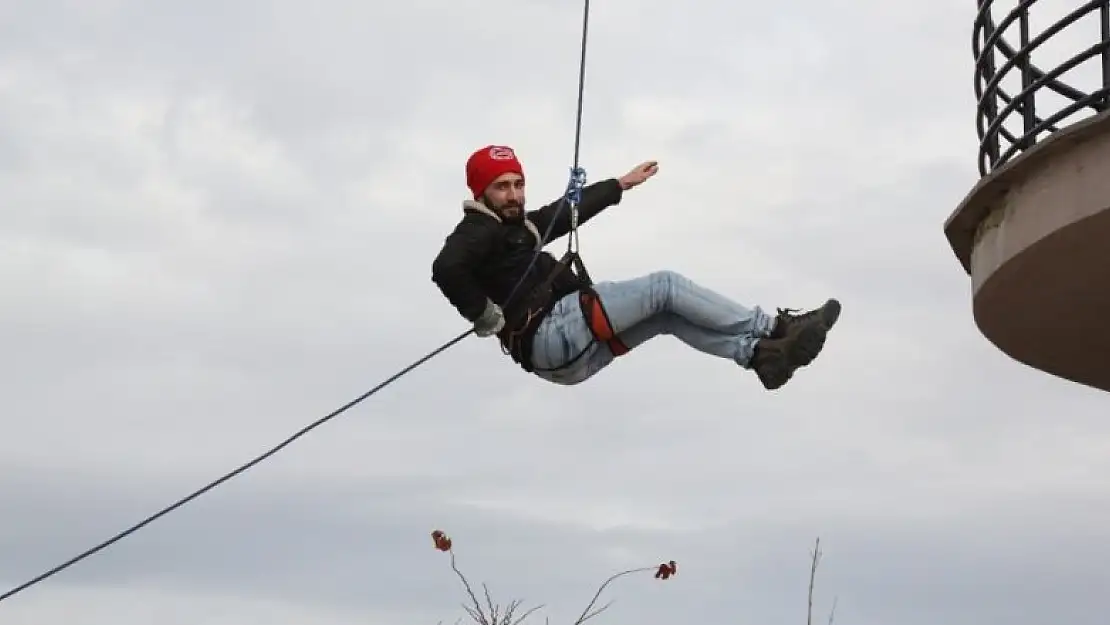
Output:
top-left (462, 200), bottom-right (542, 250)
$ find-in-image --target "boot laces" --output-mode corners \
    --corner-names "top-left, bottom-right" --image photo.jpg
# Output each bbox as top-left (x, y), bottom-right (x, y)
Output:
top-left (776, 306), bottom-right (816, 320)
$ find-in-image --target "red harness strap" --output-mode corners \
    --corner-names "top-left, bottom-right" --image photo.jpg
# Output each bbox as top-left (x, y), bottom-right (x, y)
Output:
top-left (499, 250), bottom-right (631, 371)
top-left (578, 287), bottom-right (629, 356)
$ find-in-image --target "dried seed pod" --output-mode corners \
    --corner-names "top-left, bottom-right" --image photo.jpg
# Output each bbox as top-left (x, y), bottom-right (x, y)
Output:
top-left (654, 560), bottom-right (677, 579)
top-left (431, 530), bottom-right (452, 552)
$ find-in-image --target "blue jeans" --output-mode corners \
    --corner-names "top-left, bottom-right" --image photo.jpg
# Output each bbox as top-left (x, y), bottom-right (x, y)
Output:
top-left (529, 270), bottom-right (776, 385)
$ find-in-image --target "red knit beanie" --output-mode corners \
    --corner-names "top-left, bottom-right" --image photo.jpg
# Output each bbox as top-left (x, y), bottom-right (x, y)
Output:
top-left (465, 144), bottom-right (524, 199)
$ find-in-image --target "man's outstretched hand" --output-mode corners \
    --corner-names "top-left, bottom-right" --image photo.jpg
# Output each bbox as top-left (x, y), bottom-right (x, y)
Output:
top-left (619, 161), bottom-right (659, 190)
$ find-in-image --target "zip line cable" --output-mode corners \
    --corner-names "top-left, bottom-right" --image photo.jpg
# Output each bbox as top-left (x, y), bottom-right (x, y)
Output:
top-left (567, 0), bottom-right (590, 257)
top-left (0, 0), bottom-right (593, 605)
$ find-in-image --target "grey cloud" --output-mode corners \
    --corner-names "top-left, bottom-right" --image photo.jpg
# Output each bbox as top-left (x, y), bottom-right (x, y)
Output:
top-left (0, 472), bottom-right (679, 618)
top-left (2, 470), bottom-right (1108, 625)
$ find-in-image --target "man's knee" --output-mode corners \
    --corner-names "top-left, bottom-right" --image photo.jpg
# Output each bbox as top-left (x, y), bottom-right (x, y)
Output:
top-left (644, 269), bottom-right (691, 309)
top-left (647, 269), bottom-right (685, 284)
top-left (648, 269), bottom-right (696, 293)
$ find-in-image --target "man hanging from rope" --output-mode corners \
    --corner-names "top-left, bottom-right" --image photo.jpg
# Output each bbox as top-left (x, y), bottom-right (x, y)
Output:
top-left (431, 145), bottom-right (841, 390)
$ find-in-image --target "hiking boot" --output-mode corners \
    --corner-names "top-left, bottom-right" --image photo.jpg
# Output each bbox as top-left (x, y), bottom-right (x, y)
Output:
top-left (750, 300), bottom-right (839, 390)
top-left (750, 338), bottom-right (796, 390)
top-left (749, 325), bottom-right (824, 390)
top-left (768, 298), bottom-right (841, 367)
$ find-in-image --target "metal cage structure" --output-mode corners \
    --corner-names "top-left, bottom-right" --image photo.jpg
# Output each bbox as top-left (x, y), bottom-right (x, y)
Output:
top-left (974, 0), bottom-right (1110, 177)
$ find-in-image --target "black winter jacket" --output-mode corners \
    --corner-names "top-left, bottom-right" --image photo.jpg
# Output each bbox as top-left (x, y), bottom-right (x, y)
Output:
top-left (431, 178), bottom-right (624, 369)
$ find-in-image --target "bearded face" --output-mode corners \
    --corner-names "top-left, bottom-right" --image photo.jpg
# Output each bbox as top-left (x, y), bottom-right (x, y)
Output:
top-left (482, 173), bottom-right (526, 222)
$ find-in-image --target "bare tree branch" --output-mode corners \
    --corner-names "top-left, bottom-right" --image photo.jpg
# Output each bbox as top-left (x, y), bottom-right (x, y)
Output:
top-left (430, 529), bottom-right (674, 625)
top-left (807, 537), bottom-right (822, 625)
top-left (807, 537), bottom-right (841, 625)
top-left (577, 598), bottom-right (614, 624)
top-left (510, 603), bottom-right (544, 625)
top-left (570, 566), bottom-right (657, 625)
top-left (462, 604), bottom-right (483, 625)
top-left (449, 550), bottom-right (489, 625)
top-left (484, 583), bottom-right (499, 625)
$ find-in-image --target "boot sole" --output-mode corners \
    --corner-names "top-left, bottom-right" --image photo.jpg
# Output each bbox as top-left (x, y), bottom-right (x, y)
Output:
top-left (756, 327), bottom-right (822, 391)
top-left (756, 361), bottom-right (791, 390)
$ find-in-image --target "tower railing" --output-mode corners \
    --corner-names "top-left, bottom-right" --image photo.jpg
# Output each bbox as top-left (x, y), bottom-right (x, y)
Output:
top-left (974, 0), bottom-right (1110, 176)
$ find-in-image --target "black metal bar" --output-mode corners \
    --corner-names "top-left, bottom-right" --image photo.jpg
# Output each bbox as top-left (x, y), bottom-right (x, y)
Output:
top-left (996, 87), bottom-right (1110, 165)
top-left (974, 0), bottom-right (1110, 176)
top-left (974, 1), bottom-right (1001, 169)
top-left (980, 40), bottom-right (1110, 171)
top-left (1103, 1), bottom-right (1110, 107)
top-left (1019, 8), bottom-right (1034, 148)
top-left (976, 0), bottom-right (1102, 135)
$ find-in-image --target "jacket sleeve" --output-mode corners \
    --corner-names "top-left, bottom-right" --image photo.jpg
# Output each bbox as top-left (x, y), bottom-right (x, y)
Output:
top-left (431, 216), bottom-right (498, 322)
top-left (526, 177), bottom-right (623, 244)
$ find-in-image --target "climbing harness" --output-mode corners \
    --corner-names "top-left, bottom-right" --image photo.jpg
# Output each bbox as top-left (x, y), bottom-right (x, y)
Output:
top-left (0, 0), bottom-right (602, 607)
top-left (496, 173), bottom-right (632, 373)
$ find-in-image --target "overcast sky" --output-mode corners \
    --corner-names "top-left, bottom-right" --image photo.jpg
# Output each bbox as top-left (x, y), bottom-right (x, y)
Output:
top-left (2, 1), bottom-right (1108, 624)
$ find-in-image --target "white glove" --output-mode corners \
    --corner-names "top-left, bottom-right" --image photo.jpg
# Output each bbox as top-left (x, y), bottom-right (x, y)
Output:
top-left (474, 300), bottom-right (505, 337)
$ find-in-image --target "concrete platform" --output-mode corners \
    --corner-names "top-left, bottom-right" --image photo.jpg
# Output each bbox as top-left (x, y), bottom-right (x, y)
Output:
top-left (944, 110), bottom-right (1110, 392)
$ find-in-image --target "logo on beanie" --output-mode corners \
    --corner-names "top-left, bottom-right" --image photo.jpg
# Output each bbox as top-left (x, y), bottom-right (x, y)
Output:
top-left (488, 146), bottom-right (516, 160)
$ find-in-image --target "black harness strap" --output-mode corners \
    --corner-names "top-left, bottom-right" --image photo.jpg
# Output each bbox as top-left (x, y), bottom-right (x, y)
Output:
top-left (498, 249), bottom-right (629, 373)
